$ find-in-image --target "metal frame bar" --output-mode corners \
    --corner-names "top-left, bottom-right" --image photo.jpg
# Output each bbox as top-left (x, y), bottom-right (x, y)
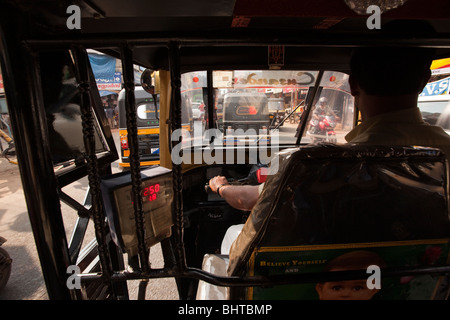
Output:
top-left (20, 30), bottom-right (450, 49)
top-left (296, 71), bottom-right (324, 145)
top-left (0, 24), bottom-right (72, 300)
top-left (71, 47), bottom-right (115, 282)
top-left (75, 264), bottom-right (450, 288)
top-left (120, 44), bottom-right (150, 274)
top-left (169, 41), bottom-right (188, 273)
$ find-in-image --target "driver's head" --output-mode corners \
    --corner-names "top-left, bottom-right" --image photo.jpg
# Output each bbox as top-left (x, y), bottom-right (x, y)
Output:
top-left (350, 20), bottom-right (436, 97)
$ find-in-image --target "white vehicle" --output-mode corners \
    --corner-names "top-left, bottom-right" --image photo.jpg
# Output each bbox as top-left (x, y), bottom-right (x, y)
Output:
top-left (191, 101), bottom-right (205, 121)
top-left (418, 95), bottom-right (450, 135)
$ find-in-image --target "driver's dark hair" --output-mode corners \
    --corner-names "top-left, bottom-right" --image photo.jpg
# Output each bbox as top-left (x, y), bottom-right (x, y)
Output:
top-left (350, 20), bottom-right (436, 96)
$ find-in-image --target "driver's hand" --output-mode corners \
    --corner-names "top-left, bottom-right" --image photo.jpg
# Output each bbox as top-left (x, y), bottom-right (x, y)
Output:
top-left (209, 176), bottom-right (229, 193)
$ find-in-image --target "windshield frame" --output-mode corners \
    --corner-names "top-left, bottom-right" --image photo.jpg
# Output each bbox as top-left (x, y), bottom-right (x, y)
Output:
top-left (179, 69), bottom-right (355, 150)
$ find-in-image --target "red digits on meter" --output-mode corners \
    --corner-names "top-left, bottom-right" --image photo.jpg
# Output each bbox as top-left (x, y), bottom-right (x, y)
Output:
top-left (142, 183), bottom-right (160, 202)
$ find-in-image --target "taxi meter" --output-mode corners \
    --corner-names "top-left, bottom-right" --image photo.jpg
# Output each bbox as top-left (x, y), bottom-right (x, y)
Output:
top-left (100, 166), bottom-right (173, 256)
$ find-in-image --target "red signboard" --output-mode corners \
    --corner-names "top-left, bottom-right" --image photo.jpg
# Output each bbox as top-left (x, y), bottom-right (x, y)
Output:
top-left (0, 73), bottom-right (4, 94)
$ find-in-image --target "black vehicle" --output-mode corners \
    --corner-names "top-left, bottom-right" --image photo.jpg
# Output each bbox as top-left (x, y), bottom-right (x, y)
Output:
top-left (118, 85), bottom-right (160, 168)
top-left (222, 92), bottom-right (270, 144)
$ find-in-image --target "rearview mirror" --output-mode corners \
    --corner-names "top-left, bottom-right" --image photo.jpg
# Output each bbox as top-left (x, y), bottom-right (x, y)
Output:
top-left (140, 69), bottom-right (160, 120)
top-left (140, 69), bottom-right (155, 94)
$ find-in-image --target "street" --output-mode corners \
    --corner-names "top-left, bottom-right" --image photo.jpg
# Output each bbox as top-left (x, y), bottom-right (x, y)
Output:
top-left (0, 156), bottom-right (48, 299)
top-left (0, 130), bottom-right (178, 300)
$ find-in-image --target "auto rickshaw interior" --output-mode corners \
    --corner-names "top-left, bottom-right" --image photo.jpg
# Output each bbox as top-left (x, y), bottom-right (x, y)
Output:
top-left (1, 0), bottom-right (450, 300)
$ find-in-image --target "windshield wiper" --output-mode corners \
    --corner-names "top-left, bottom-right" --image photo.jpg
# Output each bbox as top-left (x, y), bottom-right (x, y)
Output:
top-left (255, 100), bottom-right (306, 145)
top-left (273, 100), bottom-right (305, 131)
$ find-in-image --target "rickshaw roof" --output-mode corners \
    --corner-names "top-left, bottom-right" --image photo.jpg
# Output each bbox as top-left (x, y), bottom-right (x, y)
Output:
top-left (2, 0), bottom-right (450, 71)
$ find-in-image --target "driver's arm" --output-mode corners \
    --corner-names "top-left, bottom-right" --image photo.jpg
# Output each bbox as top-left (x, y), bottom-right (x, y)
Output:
top-left (327, 106), bottom-right (339, 119)
top-left (312, 109), bottom-right (319, 120)
top-left (209, 176), bottom-right (259, 211)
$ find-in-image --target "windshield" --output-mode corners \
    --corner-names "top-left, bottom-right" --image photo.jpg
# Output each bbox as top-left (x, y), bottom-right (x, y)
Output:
top-left (180, 70), bottom-right (355, 147)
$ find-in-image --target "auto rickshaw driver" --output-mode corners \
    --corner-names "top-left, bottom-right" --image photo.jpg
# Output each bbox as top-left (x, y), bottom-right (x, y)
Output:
top-left (209, 21), bottom-right (450, 255)
top-left (309, 97), bottom-right (340, 134)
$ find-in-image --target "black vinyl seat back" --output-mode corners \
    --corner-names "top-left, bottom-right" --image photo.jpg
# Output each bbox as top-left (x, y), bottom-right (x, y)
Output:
top-left (227, 144), bottom-right (450, 299)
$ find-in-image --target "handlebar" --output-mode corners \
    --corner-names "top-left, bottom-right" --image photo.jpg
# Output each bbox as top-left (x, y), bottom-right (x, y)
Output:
top-left (205, 165), bottom-right (268, 194)
top-left (204, 177), bottom-right (246, 194)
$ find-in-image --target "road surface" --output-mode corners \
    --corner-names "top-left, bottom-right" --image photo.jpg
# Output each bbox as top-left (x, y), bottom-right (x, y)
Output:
top-left (0, 130), bottom-right (178, 300)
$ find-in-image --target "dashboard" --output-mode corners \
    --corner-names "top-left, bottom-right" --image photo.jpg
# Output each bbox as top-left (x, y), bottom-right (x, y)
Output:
top-left (181, 163), bottom-right (257, 266)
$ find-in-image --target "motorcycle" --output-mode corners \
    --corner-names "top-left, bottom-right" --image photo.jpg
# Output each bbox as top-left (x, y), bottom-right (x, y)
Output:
top-left (269, 111), bottom-right (285, 128)
top-left (289, 112), bottom-right (301, 124)
top-left (307, 115), bottom-right (337, 144)
top-left (0, 236), bottom-right (12, 292)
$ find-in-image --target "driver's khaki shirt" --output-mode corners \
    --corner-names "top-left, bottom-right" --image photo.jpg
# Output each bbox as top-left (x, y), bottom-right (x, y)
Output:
top-left (346, 107), bottom-right (450, 205)
top-left (345, 107), bottom-right (450, 163)
top-left (259, 107), bottom-right (450, 196)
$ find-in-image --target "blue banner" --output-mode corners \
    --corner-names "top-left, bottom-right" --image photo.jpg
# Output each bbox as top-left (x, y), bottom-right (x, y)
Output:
top-left (88, 53), bottom-right (116, 83)
top-left (420, 76), bottom-right (450, 97)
